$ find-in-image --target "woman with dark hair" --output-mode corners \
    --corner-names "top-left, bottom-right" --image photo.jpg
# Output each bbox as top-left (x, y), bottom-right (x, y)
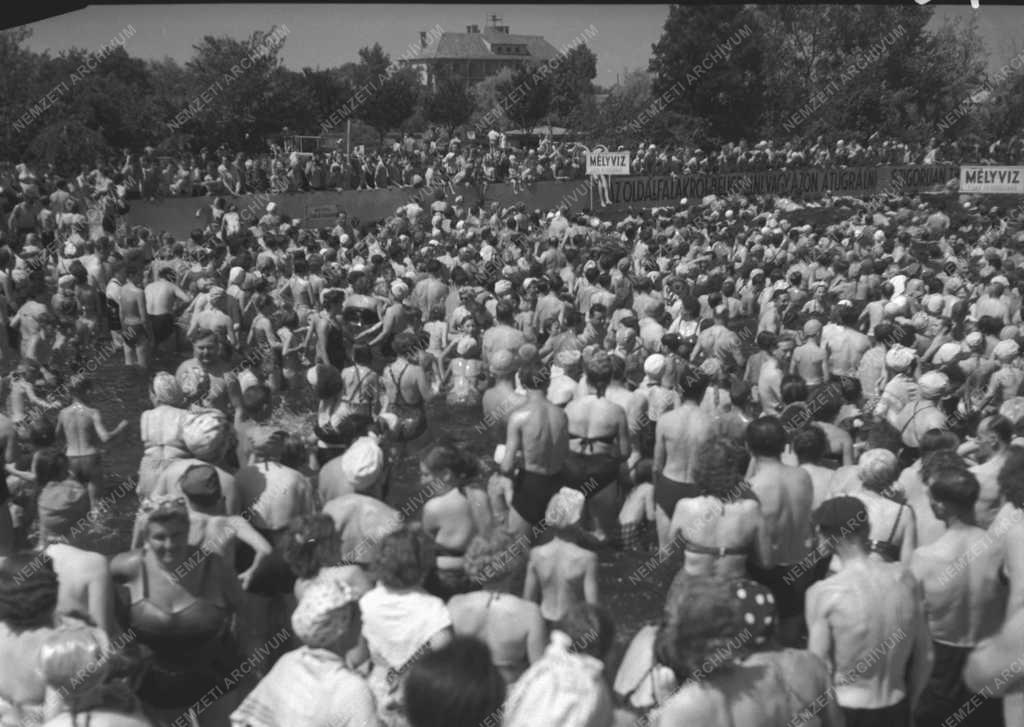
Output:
top-left (652, 576), bottom-right (840, 727)
top-left (405, 637), bottom-right (505, 727)
top-left (0, 551), bottom-right (87, 727)
top-left (282, 513), bottom-right (371, 600)
top-left (563, 352), bottom-right (630, 541)
top-left (446, 530), bottom-right (547, 684)
top-left (110, 496), bottom-right (249, 727)
top-left (360, 527), bottom-right (453, 727)
top-left (420, 442), bottom-right (493, 600)
top-left (382, 331), bottom-right (434, 443)
top-left (667, 439), bottom-right (770, 581)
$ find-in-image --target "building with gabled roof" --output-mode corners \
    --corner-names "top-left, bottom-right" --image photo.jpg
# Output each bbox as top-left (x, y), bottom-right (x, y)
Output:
top-left (404, 16), bottom-right (559, 88)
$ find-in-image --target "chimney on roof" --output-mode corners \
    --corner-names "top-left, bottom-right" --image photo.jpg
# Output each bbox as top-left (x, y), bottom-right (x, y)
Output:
top-left (466, 24), bottom-right (480, 34)
top-left (496, 25), bottom-right (510, 34)
top-left (420, 31), bottom-right (427, 48)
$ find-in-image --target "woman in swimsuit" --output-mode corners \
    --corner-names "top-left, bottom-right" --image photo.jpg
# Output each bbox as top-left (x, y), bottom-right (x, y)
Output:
top-left (420, 442), bottom-right (493, 600)
top-left (667, 440), bottom-right (772, 581)
top-left (247, 293), bottom-right (285, 393)
top-left (313, 290), bottom-right (349, 371)
top-left (443, 338), bottom-right (486, 408)
top-left (849, 448), bottom-right (916, 565)
top-left (563, 352), bottom-right (630, 541)
top-left (447, 530), bottom-right (547, 685)
top-left (110, 495), bottom-right (249, 727)
top-left (382, 332), bottom-right (434, 444)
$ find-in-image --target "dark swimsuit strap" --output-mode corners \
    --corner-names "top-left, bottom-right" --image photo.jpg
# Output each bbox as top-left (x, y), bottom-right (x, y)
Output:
top-left (679, 536), bottom-right (750, 558)
top-left (389, 362), bottom-right (412, 406)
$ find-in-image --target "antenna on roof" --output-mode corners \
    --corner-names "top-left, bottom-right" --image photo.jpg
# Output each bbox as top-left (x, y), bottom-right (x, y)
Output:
top-left (487, 13), bottom-right (502, 28)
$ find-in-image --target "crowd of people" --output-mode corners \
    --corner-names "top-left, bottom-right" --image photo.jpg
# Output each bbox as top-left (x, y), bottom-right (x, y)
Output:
top-left (1, 148), bottom-right (1024, 727)
top-left (7, 133), bottom-right (1024, 208)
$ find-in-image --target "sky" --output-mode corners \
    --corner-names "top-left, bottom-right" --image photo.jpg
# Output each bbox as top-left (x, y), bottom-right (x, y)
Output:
top-left (18, 4), bottom-right (1024, 88)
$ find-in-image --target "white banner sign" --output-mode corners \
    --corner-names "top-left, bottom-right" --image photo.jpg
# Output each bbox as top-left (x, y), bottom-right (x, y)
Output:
top-left (960, 165), bottom-right (1024, 194)
top-left (587, 151), bottom-right (631, 176)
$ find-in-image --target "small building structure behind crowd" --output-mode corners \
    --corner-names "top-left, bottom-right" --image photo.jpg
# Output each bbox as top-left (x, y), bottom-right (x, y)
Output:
top-left (405, 15), bottom-right (559, 89)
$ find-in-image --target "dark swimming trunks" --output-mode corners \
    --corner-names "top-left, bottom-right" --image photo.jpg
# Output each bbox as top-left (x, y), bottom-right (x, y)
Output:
top-left (511, 469), bottom-right (560, 527)
top-left (150, 313), bottom-right (175, 343)
top-left (654, 473), bottom-right (699, 517)
top-left (913, 642), bottom-right (1003, 727)
top-left (563, 451), bottom-right (621, 497)
top-left (842, 698), bottom-right (909, 727)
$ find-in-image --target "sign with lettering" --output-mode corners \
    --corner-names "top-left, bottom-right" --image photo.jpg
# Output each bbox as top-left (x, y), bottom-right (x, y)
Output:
top-left (599, 165), bottom-right (958, 206)
top-left (959, 166), bottom-right (1024, 195)
top-left (587, 151), bottom-right (631, 176)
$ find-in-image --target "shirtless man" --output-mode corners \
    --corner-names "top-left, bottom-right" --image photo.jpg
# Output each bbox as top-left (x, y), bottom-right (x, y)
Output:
top-left (792, 319), bottom-right (829, 386)
top-left (792, 425), bottom-right (836, 509)
top-left (145, 267), bottom-right (191, 357)
top-left (745, 416), bottom-right (815, 646)
top-left (482, 301), bottom-right (526, 370)
top-left (969, 415), bottom-right (1013, 529)
top-left (500, 361), bottom-right (569, 537)
top-left (55, 377), bottom-right (128, 508)
top-left (824, 305), bottom-right (871, 378)
top-left (652, 369), bottom-right (712, 548)
top-left (321, 493), bottom-right (402, 567)
top-left (187, 286), bottom-right (237, 351)
top-left (910, 467), bottom-right (1007, 727)
top-left (522, 489), bottom-right (598, 629)
top-left (118, 264), bottom-right (151, 369)
top-left (37, 479), bottom-right (117, 634)
top-left (480, 350), bottom-right (525, 444)
top-left (806, 496), bottom-right (933, 726)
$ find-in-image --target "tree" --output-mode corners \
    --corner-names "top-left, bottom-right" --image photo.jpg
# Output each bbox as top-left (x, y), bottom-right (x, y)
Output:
top-left (649, 5), bottom-right (767, 144)
top-left (470, 68), bottom-right (514, 131)
top-left (182, 27), bottom-right (290, 148)
top-left (302, 67), bottom-right (352, 129)
top-left (352, 45), bottom-right (419, 145)
top-left (497, 64), bottom-right (551, 133)
top-left (548, 44), bottom-right (598, 126)
top-left (424, 74), bottom-right (475, 137)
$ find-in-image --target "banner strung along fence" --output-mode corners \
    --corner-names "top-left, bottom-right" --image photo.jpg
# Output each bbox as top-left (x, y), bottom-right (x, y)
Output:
top-left (117, 164), bottom-right (962, 237)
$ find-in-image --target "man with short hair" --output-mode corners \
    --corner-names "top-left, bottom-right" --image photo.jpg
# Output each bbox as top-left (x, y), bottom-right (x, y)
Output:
top-left (746, 416), bottom-right (815, 646)
top-left (500, 362), bottom-right (569, 536)
top-left (807, 496), bottom-right (933, 726)
top-left (652, 369), bottom-right (712, 549)
top-left (825, 304), bottom-right (872, 378)
top-left (910, 467), bottom-right (1006, 727)
top-left (969, 414), bottom-right (1013, 529)
top-left (792, 319), bottom-right (829, 386)
top-left (482, 300), bottom-right (526, 369)
top-left (756, 335), bottom-right (795, 416)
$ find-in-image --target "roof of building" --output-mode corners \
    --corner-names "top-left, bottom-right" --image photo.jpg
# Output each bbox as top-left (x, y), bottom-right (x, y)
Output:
top-left (412, 30), bottom-right (559, 62)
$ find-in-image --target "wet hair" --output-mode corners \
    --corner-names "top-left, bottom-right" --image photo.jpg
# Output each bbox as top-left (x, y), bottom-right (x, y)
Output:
top-left (919, 429), bottom-right (961, 455)
top-left (405, 637), bottom-right (506, 727)
top-left (283, 514), bottom-right (341, 581)
top-left (0, 552), bottom-right (59, 628)
top-left (554, 603), bottom-right (615, 660)
top-left (922, 449), bottom-right (968, 484)
top-left (931, 467), bottom-right (980, 512)
top-left (755, 331), bottom-right (777, 351)
top-left (747, 417), bottom-right (787, 457)
top-left (585, 353), bottom-right (613, 396)
top-left (393, 331), bottom-right (420, 357)
top-left (655, 575), bottom-right (759, 682)
top-left (792, 425), bottom-right (828, 464)
top-left (423, 441), bottom-right (481, 481)
top-left (998, 446), bottom-right (1024, 510)
top-left (780, 375), bottom-right (808, 406)
top-left (982, 415), bottom-right (1014, 445)
top-left (241, 384), bottom-right (271, 419)
top-left (678, 369), bottom-right (709, 402)
top-left (373, 526), bottom-right (435, 589)
top-left (464, 530), bottom-right (528, 586)
top-left (518, 361), bottom-right (550, 391)
top-left (189, 327), bottom-right (220, 345)
top-left (694, 440), bottom-right (747, 500)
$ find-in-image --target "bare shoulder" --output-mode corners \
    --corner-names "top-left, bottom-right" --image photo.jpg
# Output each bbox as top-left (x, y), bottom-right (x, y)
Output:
top-left (109, 549), bottom-right (142, 579)
top-left (656, 682), bottom-right (720, 726)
